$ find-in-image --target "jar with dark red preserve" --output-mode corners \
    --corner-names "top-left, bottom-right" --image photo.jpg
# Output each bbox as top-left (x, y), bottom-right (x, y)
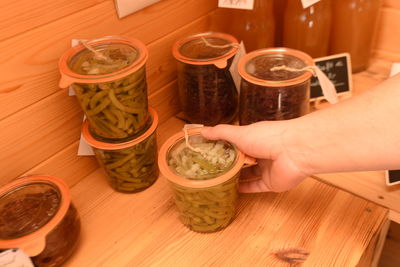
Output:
top-left (172, 32), bottom-right (239, 126)
top-left (0, 175), bottom-right (81, 267)
top-left (237, 48), bottom-right (314, 125)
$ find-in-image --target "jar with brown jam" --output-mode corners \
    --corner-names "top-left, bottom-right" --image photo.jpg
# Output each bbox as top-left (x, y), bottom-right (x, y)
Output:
top-left (0, 175), bottom-right (81, 267)
top-left (238, 48), bottom-right (314, 125)
top-left (172, 32), bottom-right (239, 126)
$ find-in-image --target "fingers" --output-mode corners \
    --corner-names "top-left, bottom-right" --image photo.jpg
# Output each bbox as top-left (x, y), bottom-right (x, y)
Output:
top-left (201, 124), bottom-right (249, 144)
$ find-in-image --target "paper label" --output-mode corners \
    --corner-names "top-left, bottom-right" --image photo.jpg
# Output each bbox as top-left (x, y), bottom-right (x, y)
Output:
top-left (390, 63), bottom-right (400, 77)
top-left (301, 0), bottom-right (321, 9)
top-left (218, 0), bottom-right (254, 10)
top-left (114, 0), bottom-right (161, 18)
top-left (229, 41), bottom-right (246, 93)
top-left (0, 249), bottom-right (34, 267)
top-left (315, 67), bottom-right (338, 104)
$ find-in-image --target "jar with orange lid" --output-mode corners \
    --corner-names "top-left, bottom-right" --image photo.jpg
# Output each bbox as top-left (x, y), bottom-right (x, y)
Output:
top-left (330, 0), bottom-right (382, 73)
top-left (158, 127), bottom-right (255, 232)
top-left (0, 175), bottom-right (81, 267)
top-left (238, 47), bottom-right (314, 125)
top-left (82, 107), bottom-right (159, 193)
top-left (172, 32), bottom-right (239, 126)
top-left (58, 36), bottom-right (150, 141)
top-left (283, 0), bottom-right (332, 58)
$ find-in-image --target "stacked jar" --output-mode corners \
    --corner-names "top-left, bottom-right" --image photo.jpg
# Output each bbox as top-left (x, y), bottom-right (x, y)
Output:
top-left (59, 36), bottom-right (159, 193)
top-left (172, 32), bottom-right (239, 126)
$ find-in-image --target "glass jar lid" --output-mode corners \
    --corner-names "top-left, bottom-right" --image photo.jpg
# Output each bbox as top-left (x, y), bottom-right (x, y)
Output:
top-left (158, 128), bottom-right (247, 189)
top-left (0, 175), bottom-right (71, 256)
top-left (59, 36), bottom-right (148, 88)
top-left (238, 48), bottom-right (315, 87)
top-left (167, 134), bottom-right (237, 180)
top-left (172, 32), bottom-right (238, 67)
top-left (0, 183), bottom-right (61, 240)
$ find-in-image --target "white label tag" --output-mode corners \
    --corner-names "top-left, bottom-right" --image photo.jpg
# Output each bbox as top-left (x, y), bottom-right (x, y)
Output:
top-left (218, 0), bottom-right (254, 10)
top-left (229, 41), bottom-right (246, 93)
top-left (390, 63), bottom-right (400, 77)
top-left (114, 0), bottom-right (162, 18)
top-left (315, 67), bottom-right (338, 104)
top-left (301, 0), bottom-right (321, 9)
top-left (78, 116), bottom-right (94, 156)
top-left (0, 249), bottom-right (34, 267)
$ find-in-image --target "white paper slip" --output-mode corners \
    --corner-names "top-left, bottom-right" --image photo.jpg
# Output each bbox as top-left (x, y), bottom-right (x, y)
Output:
top-left (301, 0), bottom-right (321, 9)
top-left (218, 0), bottom-right (254, 10)
top-left (390, 62), bottom-right (400, 77)
top-left (114, 0), bottom-right (161, 18)
top-left (0, 249), bottom-right (34, 267)
top-left (229, 41), bottom-right (246, 93)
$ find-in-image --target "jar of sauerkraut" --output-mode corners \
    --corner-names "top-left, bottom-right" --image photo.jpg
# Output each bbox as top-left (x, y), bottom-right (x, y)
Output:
top-left (158, 127), bottom-right (255, 232)
top-left (58, 36), bottom-right (150, 141)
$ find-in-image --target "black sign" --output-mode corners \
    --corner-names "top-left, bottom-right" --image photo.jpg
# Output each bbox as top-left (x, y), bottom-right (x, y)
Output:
top-left (386, 170), bottom-right (400, 185)
top-left (310, 53), bottom-right (352, 99)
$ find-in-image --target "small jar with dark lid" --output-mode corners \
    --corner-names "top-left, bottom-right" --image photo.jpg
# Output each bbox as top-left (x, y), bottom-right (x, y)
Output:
top-left (238, 48), bottom-right (314, 125)
top-left (172, 32), bottom-right (239, 126)
top-left (0, 175), bottom-right (81, 266)
top-left (58, 36), bottom-right (150, 141)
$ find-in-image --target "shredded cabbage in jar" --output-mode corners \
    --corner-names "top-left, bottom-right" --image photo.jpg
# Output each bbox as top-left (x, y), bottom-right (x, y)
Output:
top-left (168, 138), bottom-right (236, 180)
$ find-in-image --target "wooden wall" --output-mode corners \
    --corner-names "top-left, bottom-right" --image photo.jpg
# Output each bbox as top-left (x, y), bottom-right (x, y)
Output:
top-left (0, 0), bottom-right (398, 188)
top-left (0, 0), bottom-right (218, 187)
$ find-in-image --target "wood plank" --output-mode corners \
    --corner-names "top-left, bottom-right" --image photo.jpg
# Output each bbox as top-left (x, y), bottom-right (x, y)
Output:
top-left (20, 141), bottom-right (99, 188)
top-left (0, 91), bottom-right (83, 185)
top-left (148, 80), bottom-right (181, 124)
top-left (383, 0), bottom-right (400, 9)
top-left (389, 210), bottom-right (400, 224)
top-left (378, 222), bottom-right (400, 267)
top-left (0, 0), bottom-right (106, 41)
top-left (312, 171), bottom-right (400, 215)
top-left (64, 173), bottom-right (386, 266)
top-left (0, 0), bottom-right (216, 120)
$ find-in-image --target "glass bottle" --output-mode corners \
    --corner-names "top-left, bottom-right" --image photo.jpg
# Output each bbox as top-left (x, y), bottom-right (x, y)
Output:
top-left (219, 0), bottom-right (275, 52)
top-left (330, 0), bottom-right (382, 73)
top-left (283, 0), bottom-right (332, 58)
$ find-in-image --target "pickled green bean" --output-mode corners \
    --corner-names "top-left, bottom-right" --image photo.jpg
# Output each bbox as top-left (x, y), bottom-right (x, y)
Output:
top-left (93, 132), bottom-right (158, 193)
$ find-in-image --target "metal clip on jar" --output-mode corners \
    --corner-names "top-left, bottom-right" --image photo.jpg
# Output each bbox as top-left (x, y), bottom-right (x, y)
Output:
top-left (238, 48), bottom-right (314, 125)
top-left (0, 175), bottom-right (81, 267)
top-left (158, 128), bottom-right (256, 233)
top-left (172, 32), bottom-right (239, 126)
top-left (59, 36), bottom-right (150, 141)
top-left (82, 107), bottom-right (159, 193)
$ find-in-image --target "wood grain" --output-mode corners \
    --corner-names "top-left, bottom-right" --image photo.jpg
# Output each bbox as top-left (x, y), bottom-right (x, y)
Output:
top-left (63, 172), bottom-right (386, 266)
top-left (383, 0), bottom-right (400, 9)
top-left (0, 0), bottom-right (216, 120)
top-left (0, 0), bottom-right (106, 41)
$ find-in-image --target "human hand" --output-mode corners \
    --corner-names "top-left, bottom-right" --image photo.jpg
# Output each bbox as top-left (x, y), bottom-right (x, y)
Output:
top-left (201, 122), bottom-right (310, 193)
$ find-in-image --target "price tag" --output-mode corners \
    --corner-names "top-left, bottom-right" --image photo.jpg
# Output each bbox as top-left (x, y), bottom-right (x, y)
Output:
top-left (0, 249), bottom-right (34, 267)
top-left (301, 0), bottom-right (321, 9)
top-left (218, 0), bottom-right (254, 10)
top-left (229, 41), bottom-right (246, 93)
top-left (310, 53), bottom-right (352, 101)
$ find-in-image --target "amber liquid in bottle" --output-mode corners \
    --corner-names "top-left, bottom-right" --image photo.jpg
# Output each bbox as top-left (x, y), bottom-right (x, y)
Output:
top-left (330, 0), bottom-right (381, 73)
top-left (283, 0), bottom-right (331, 58)
top-left (219, 0), bottom-right (275, 52)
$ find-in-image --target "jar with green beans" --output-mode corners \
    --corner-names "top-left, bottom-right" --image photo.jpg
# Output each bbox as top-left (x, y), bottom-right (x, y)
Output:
top-left (159, 132), bottom-right (242, 233)
top-left (82, 107), bottom-right (159, 193)
top-left (59, 36), bottom-right (150, 141)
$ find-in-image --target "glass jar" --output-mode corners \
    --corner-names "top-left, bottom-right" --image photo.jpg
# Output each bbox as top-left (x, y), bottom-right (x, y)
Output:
top-left (238, 48), bottom-right (314, 125)
top-left (0, 175), bottom-right (81, 267)
top-left (172, 32), bottom-right (239, 126)
top-left (283, 0), bottom-right (332, 58)
top-left (330, 0), bottom-right (382, 73)
top-left (82, 107), bottom-right (159, 193)
top-left (158, 127), bottom-right (255, 232)
top-left (219, 0), bottom-right (275, 52)
top-left (58, 36), bottom-right (150, 141)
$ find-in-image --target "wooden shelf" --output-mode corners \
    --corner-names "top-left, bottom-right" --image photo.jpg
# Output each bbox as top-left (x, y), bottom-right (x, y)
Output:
top-left (60, 115), bottom-right (387, 266)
